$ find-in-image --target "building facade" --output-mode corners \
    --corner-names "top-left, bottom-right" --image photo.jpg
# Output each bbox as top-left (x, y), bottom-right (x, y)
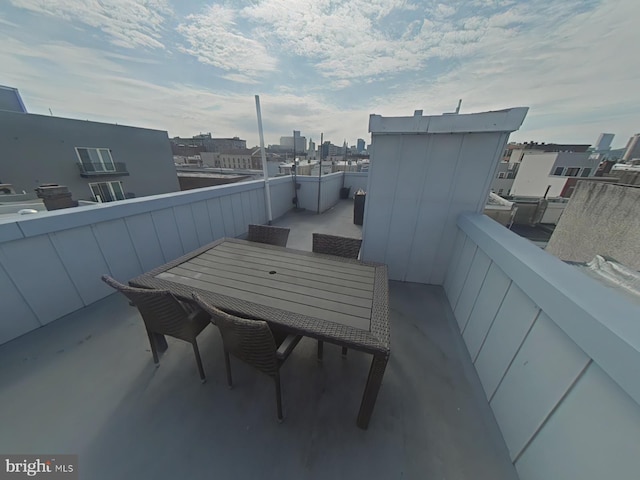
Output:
top-left (170, 133), bottom-right (246, 153)
top-left (218, 148), bottom-right (262, 169)
top-left (0, 110), bottom-right (179, 203)
top-left (510, 151), bottom-right (597, 198)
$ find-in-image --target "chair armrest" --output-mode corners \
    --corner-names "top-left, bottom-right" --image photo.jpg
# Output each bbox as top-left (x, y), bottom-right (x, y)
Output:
top-left (275, 334), bottom-right (303, 360)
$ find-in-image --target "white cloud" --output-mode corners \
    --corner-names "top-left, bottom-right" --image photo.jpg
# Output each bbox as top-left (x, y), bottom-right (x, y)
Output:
top-left (176, 4), bottom-right (277, 77)
top-left (8, 0), bottom-right (172, 49)
top-left (2, 0), bottom-right (639, 149)
top-left (368, 0), bottom-right (640, 146)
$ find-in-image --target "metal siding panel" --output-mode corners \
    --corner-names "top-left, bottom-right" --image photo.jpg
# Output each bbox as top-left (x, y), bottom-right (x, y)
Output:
top-left (405, 135), bottom-right (464, 283)
top-left (231, 193), bottom-right (245, 237)
top-left (454, 248), bottom-right (491, 332)
top-left (447, 236), bottom-right (477, 308)
top-left (92, 219), bottom-right (144, 282)
top-left (474, 283), bottom-right (540, 399)
top-left (0, 264), bottom-right (41, 343)
top-left (490, 312), bottom-right (590, 460)
top-left (150, 209), bottom-right (184, 262)
top-left (429, 134), bottom-right (505, 283)
top-left (251, 188), bottom-right (266, 225)
top-left (515, 363), bottom-right (640, 480)
top-left (386, 135), bottom-right (430, 281)
top-left (361, 136), bottom-right (401, 265)
top-left (49, 226), bottom-right (112, 305)
top-left (0, 222), bottom-right (24, 243)
top-left (241, 191), bottom-right (253, 231)
top-left (206, 198), bottom-right (226, 240)
top-left (173, 204), bottom-right (200, 253)
top-left (0, 236), bottom-right (84, 324)
top-left (190, 201), bottom-right (214, 246)
top-left (451, 133), bottom-right (506, 207)
top-left (124, 214), bottom-right (165, 271)
top-left (443, 228), bottom-right (466, 297)
top-left (463, 262), bottom-right (511, 359)
top-left (219, 195), bottom-right (236, 237)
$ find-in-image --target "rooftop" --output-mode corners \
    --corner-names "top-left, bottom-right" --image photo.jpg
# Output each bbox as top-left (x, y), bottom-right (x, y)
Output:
top-left (0, 201), bottom-right (517, 479)
top-left (1, 109), bottom-right (639, 480)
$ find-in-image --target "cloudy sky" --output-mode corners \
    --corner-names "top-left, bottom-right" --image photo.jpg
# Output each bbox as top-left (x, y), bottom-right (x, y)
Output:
top-left (1, 0), bottom-right (638, 148)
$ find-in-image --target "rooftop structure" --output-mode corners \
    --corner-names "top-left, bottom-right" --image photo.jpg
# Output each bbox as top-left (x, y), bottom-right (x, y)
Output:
top-left (1, 109), bottom-right (639, 480)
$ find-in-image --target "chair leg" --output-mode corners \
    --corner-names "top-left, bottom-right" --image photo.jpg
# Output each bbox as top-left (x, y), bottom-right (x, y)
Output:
top-left (192, 341), bottom-right (206, 384)
top-left (146, 330), bottom-right (160, 366)
top-left (274, 372), bottom-right (284, 422)
top-left (342, 346), bottom-right (348, 357)
top-left (317, 340), bottom-right (324, 362)
top-left (223, 349), bottom-right (233, 388)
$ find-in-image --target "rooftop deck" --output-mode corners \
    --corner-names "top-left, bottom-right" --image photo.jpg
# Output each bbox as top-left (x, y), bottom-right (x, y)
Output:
top-left (0, 201), bottom-right (517, 479)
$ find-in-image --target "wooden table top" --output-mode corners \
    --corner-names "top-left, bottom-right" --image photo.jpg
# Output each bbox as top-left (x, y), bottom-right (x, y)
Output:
top-left (130, 238), bottom-right (389, 354)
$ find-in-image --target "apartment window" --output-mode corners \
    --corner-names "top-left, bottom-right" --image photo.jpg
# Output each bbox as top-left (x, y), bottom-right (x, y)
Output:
top-left (89, 181), bottom-right (125, 202)
top-left (565, 167), bottom-right (580, 177)
top-left (76, 147), bottom-right (115, 172)
top-left (552, 167), bottom-right (565, 176)
top-left (497, 172), bottom-right (506, 179)
top-left (581, 168), bottom-right (592, 177)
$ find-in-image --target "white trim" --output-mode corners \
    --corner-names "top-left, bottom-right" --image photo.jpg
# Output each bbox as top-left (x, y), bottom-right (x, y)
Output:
top-left (368, 107), bottom-right (529, 134)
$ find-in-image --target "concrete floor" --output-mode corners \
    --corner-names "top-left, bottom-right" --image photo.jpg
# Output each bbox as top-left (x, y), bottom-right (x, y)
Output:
top-left (271, 198), bottom-right (363, 251)
top-left (0, 201), bottom-right (518, 479)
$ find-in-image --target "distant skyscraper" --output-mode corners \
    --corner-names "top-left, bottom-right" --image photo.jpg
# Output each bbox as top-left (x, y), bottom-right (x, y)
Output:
top-left (280, 130), bottom-right (306, 152)
top-left (308, 138), bottom-right (315, 153)
top-left (594, 133), bottom-right (614, 151)
top-left (357, 138), bottom-right (365, 152)
top-left (623, 133), bottom-right (640, 161)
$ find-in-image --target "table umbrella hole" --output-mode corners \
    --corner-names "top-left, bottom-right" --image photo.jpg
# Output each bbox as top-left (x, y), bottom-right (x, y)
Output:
top-left (269, 270), bottom-right (277, 274)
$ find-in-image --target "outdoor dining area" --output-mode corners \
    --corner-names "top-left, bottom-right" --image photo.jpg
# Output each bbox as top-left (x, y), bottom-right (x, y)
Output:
top-left (101, 222), bottom-right (387, 428)
top-left (0, 200), bottom-right (518, 479)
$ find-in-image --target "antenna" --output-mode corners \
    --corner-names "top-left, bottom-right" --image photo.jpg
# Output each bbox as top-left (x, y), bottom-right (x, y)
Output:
top-left (48, 108), bottom-right (53, 116)
top-left (455, 99), bottom-right (462, 114)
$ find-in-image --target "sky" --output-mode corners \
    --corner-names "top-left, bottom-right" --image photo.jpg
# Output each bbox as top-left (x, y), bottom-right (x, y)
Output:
top-left (1, 0), bottom-right (638, 148)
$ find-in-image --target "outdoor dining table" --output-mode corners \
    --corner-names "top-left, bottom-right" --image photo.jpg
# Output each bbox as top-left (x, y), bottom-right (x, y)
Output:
top-left (129, 237), bottom-right (390, 429)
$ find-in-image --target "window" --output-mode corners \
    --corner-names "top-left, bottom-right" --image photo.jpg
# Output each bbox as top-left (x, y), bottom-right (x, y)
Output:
top-left (498, 189), bottom-right (504, 195)
top-left (76, 147), bottom-right (115, 172)
top-left (497, 172), bottom-right (506, 179)
top-left (552, 167), bottom-right (565, 176)
top-left (89, 181), bottom-right (125, 202)
top-left (581, 168), bottom-right (592, 177)
top-left (565, 167), bottom-right (580, 177)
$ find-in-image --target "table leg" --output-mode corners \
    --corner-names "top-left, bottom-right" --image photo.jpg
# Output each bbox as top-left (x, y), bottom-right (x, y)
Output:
top-left (153, 333), bottom-right (168, 353)
top-left (356, 352), bottom-right (389, 429)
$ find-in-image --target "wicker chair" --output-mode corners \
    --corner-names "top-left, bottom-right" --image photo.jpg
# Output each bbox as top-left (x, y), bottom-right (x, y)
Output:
top-left (102, 275), bottom-right (211, 383)
top-left (247, 224), bottom-right (290, 247)
top-left (312, 233), bottom-right (362, 258)
top-left (192, 294), bottom-right (302, 422)
top-left (312, 233), bottom-right (363, 361)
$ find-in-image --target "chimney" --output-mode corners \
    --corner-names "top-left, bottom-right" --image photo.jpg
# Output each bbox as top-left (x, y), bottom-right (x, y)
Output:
top-left (35, 184), bottom-right (79, 210)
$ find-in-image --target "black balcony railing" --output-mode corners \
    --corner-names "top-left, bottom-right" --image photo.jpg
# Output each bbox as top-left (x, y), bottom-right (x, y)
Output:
top-left (78, 162), bottom-right (129, 177)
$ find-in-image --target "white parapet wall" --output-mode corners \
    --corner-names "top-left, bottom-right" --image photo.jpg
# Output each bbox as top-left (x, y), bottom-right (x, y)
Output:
top-left (444, 212), bottom-right (640, 480)
top-left (0, 173), bottom-right (353, 345)
top-left (0, 180), bottom-right (288, 345)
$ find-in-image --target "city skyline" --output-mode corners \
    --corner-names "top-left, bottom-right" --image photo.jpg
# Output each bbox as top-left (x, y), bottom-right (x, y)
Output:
top-left (1, 0), bottom-right (638, 149)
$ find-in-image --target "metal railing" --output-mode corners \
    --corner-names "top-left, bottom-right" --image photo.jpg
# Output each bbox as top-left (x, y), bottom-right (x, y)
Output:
top-left (77, 162), bottom-right (129, 176)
